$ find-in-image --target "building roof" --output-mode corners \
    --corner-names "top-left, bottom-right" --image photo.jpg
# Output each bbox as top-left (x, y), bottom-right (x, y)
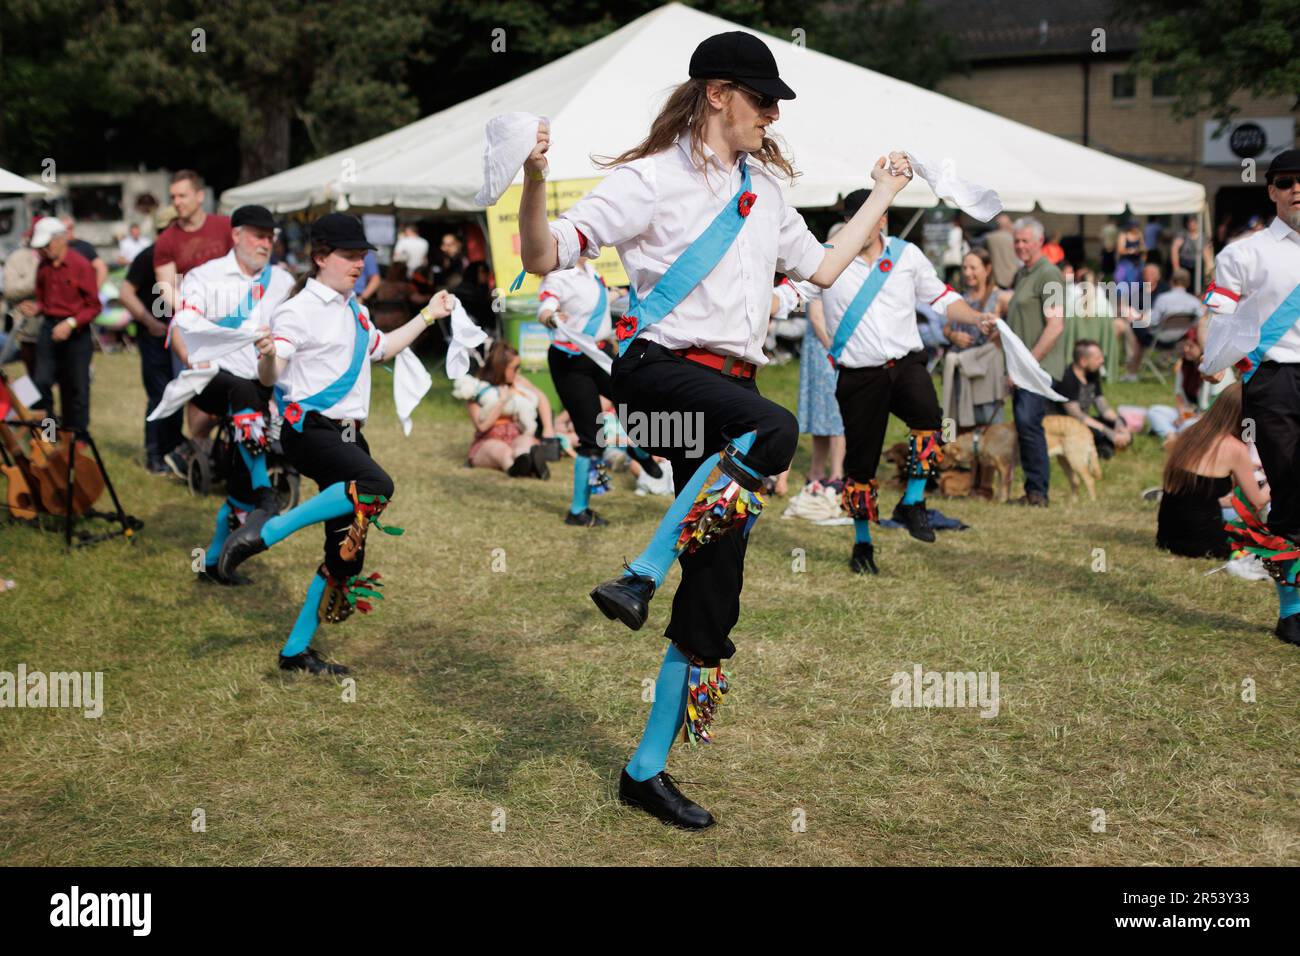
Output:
top-left (926, 0), bottom-right (1142, 60)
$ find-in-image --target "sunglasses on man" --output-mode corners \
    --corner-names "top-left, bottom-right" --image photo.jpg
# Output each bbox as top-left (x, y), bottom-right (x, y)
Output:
top-left (1271, 176), bottom-right (1298, 191)
top-left (731, 83), bottom-right (779, 110)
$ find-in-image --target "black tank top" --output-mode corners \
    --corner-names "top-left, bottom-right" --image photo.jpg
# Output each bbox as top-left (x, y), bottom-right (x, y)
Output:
top-left (1156, 471), bottom-right (1233, 559)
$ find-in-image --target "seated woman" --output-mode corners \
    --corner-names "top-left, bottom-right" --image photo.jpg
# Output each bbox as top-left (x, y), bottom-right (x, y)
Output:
top-left (1157, 382), bottom-right (1268, 559)
top-left (454, 340), bottom-right (554, 478)
top-left (1147, 334), bottom-right (1235, 441)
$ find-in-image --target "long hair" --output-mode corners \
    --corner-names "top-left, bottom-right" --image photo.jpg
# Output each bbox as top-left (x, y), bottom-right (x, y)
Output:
top-left (477, 340), bottom-right (518, 387)
top-left (1162, 382), bottom-right (1245, 495)
top-left (594, 78), bottom-right (798, 184)
top-left (287, 242), bottom-right (336, 299)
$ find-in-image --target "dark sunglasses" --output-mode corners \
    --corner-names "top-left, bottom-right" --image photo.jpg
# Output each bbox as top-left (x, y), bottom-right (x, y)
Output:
top-left (732, 83), bottom-right (779, 110)
top-left (1271, 176), bottom-right (1299, 191)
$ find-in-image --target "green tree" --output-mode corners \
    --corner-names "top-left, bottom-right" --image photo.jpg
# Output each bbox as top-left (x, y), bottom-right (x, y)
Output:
top-left (1121, 0), bottom-right (1300, 122)
top-left (811, 0), bottom-right (963, 90)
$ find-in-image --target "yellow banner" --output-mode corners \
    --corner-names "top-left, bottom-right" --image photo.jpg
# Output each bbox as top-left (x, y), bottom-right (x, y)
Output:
top-left (486, 178), bottom-right (628, 298)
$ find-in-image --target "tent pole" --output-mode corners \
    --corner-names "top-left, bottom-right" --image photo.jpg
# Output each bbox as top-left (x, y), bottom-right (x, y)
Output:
top-left (897, 207), bottom-right (926, 241)
top-left (1195, 201), bottom-right (1207, 295)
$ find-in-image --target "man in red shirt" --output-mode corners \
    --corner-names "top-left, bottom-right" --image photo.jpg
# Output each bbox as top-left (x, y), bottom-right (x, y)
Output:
top-left (20, 217), bottom-right (101, 432)
top-left (154, 169), bottom-right (233, 474)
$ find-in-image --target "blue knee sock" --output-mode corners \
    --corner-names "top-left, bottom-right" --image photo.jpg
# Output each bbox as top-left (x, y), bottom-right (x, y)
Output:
top-left (570, 455), bottom-right (591, 516)
top-left (626, 643), bottom-right (690, 782)
top-left (237, 441), bottom-right (271, 492)
top-left (854, 517), bottom-right (873, 544)
top-left (261, 482), bottom-right (352, 548)
top-left (281, 571), bottom-right (328, 657)
top-left (1277, 582), bottom-right (1300, 620)
top-left (205, 500), bottom-right (235, 569)
top-left (627, 431), bottom-right (758, 586)
top-left (901, 477), bottom-right (926, 506)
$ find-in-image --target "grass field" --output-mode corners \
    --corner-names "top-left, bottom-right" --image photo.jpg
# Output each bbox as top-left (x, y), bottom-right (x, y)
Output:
top-left (1, 350), bottom-right (1297, 866)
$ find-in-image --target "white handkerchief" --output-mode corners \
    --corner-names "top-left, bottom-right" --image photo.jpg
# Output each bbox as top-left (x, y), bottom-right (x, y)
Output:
top-left (475, 113), bottom-right (548, 208)
top-left (147, 365), bottom-right (219, 421)
top-left (6, 375), bottom-right (41, 418)
top-left (560, 326), bottom-right (612, 374)
top-left (995, 319), bottom-right (1067, 402)
top-left (445, 299), bottom-right (488, 379)
top-left (393, 349), bottom-right (432, 437)
top-left (905, 151), bottom-right (1003, 223)
top-left (1200, 315), bottom-right (1259, 376)
top-left (183, 324), bottom-right (261, 367)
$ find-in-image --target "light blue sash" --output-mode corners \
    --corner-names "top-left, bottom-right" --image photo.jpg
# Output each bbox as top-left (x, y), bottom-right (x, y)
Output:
top-left (617, 161), bottom-right (755, 357)
top-left (1241, 281), bottom-right (1300, 382)
top-left (284, 297), bottom-right (369, 431)
top-left (214, 264), bottom-right (273, 329)
top-left (552, 272), bottom-right (608, 356)
top-left (827, 236), bottom-right (905, 367)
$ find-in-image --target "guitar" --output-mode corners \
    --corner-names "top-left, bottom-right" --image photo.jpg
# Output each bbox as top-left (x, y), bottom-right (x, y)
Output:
top-left (0, 372), bottom-right (105, 516)
top-left (0, 420), bottom-right (38, 520)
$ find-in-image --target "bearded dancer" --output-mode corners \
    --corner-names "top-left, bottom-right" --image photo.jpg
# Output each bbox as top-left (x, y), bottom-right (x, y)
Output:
top-left (1202, 149), bottom-right (1300, 647)
top-left (168, 205), bottom-right (295, 585)
top-left (812, 188), bottom-right (996, 574)
top-left (517, 31), bottom-right (913, 828)
top-left (217, 213), bottom-right (454, 674)
top-left (539, 260), bottom-right (662, 527)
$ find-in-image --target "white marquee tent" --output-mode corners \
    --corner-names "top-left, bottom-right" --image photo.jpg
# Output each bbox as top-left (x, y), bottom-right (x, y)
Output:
top-left (221, 2), bottom-right (1204, 216)
top-left (0, 167), bottom-right (48, 195)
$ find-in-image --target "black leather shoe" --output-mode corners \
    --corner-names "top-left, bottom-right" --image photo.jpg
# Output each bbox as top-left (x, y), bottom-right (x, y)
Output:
top-left (1012, 492), bottom-right (1049, 507)
top-left (618, 769), bottom-right (714, 830)
top-left (850, 542), bottom-right (878, 575)
top-left (1275, 615), bottom-right (1300, 646)
top-left (278, 647), bottom-right (349, 676)
top-left (530, 444), bottom-right (550, 480)
top-left (196, 567), bottom-right (252, 586)
top-left (590, 572), bottom-right (656, 630)
top-left (254, 486), bottom-right (281, 516)
top-left (893, 501), bottom-right (936, 543)
top-left (507, 453), bottom-right (531, 477)
top-left (217, 508), bottom-right (273, 579)
top-left (565, 509), bottom-right (608, 527)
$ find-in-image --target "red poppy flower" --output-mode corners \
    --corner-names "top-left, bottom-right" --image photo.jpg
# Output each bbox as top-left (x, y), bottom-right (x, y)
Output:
top-left (251, 285), bottom-right (264, 301)
top-left (284, 402), bottom-right (303, 425)
top-left (737, 191), bottom-right (757, 218)
top-left (880, 260), bottom-right (893, 273)
top-left (615, 314), bottom-right (638, 342)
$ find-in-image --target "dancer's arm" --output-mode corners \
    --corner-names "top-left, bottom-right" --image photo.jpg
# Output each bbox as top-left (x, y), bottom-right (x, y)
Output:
top-left (519, 121), bottom-right (558, 274)
top-left (380, 290), bottom-right (455, 358)
top-left (1230, 441), bottom-right (1269, 511)
top-left (808, 155), bottom-right (912, 288)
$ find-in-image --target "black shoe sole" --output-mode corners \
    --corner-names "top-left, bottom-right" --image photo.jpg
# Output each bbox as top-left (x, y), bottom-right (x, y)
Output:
top-left (850, 559), bottom-right (879, 575)
top-left (590, 584), bottom-right (647, 630)
top-left (217, 512), bottom-right (271, 580)
top-left (196, 569), bottom-right (253, 587)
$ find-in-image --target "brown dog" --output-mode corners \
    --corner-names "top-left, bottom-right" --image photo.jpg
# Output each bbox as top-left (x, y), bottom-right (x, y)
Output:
top-left (939, 423), bottom-right (1019, 503)
top-left (1042, 414), bottom-right (1102, 499)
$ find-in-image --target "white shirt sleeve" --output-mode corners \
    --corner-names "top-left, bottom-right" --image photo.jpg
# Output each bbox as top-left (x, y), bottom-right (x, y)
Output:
top-left (537, 273), bottom-right (562, 319)
top-left (174, 270), bottom-right (210, 331)
top-left (908, 244), bottom-right (962, 315)
top-left (551, 162), bottom-right (658, 270)
top-left (270, 301), bottom-right (307, 361)
top-left (365, 306), bottom-right (387, 362)
top-left (1205, 243), bottom-right (1248, 316)
top-left (775, 200), bottom-right (826, 282)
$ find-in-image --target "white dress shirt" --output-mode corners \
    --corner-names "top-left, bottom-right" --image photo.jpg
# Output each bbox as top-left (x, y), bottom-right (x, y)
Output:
top-left (119, 235), bottom-right (150, 265)
top-left (173, 250), bottom-right (295, 380)
top-left (804, 239), bottom-right (962, 368)
top-left (1204, 216), bottom-right (1300, 366)
top-left (549, 135), bottom-right (825, 366)
top-left (393, 234), bottom-right (429, 272)
top-left (537, 261), bottom-right (612, 349)
top-left (271, 277), bottom-right (388, 422)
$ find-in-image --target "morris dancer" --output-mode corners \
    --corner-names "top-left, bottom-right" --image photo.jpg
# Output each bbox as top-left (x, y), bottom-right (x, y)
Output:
top-left (811, 188), bottom-right (996, 574)
top-left (168, 205), bottom-right (295, 584)
top-left (538, 260), bottom-right (662, 526)
top-left (1202, 149), bottom-right (1300, 646)
top-left (217, 213), bottom-right (454, 674)
top-left (518, 31), bottom-right (912, 828)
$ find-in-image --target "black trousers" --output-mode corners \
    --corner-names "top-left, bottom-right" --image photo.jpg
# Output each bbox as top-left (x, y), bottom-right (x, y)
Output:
top-left (138, 330), bottom-right (183, 462)
top-left (548, 346), bottom-right (610, 457)
top-left (281, 412), bottom-right (395, 580)
top-left (1244, 362), bottom-right (1300, 538)
top-left (611, 339), bottom-right (798, 663)
top-left (32, 318), bottom-right (92, 432)
top-left (192, 370), bottom-right (272, 506)
top-left (836, 350), bottom-right (942, 482)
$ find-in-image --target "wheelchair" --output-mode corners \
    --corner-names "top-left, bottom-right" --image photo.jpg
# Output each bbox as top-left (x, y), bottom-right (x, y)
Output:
top-left (186, 410), bottom-right (300, 513)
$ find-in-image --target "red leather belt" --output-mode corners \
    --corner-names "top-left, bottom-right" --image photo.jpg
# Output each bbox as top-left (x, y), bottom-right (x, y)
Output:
top-left (674, 347), bottom-right (756, 379)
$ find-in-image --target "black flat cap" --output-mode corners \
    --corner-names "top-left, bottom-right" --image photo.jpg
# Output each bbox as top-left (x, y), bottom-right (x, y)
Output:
top-left (309, 212), bottom-right (376, 250)
top-left (689, 32), bottom-right (795, 101)
top-left (842, 188), bottom-right (872, 218)
top-left (1267, 149), bottom-right (1300, 183)
top-left (231, 205), bottom-right (276, 231)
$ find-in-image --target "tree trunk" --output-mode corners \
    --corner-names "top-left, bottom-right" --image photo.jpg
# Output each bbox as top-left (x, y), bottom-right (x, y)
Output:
top-left (238, 95), bottom-right (292, 183)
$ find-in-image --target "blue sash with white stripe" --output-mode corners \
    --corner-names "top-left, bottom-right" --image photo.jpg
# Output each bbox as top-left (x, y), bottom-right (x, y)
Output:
top-left (827, 237), bottom-right (905, 367)
top-left (1241, 281), bottom-right (1300, 382)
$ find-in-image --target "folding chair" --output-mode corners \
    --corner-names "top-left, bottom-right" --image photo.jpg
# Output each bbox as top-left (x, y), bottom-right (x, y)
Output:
top-left (1140, 312), bottom-right (1197, 384)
